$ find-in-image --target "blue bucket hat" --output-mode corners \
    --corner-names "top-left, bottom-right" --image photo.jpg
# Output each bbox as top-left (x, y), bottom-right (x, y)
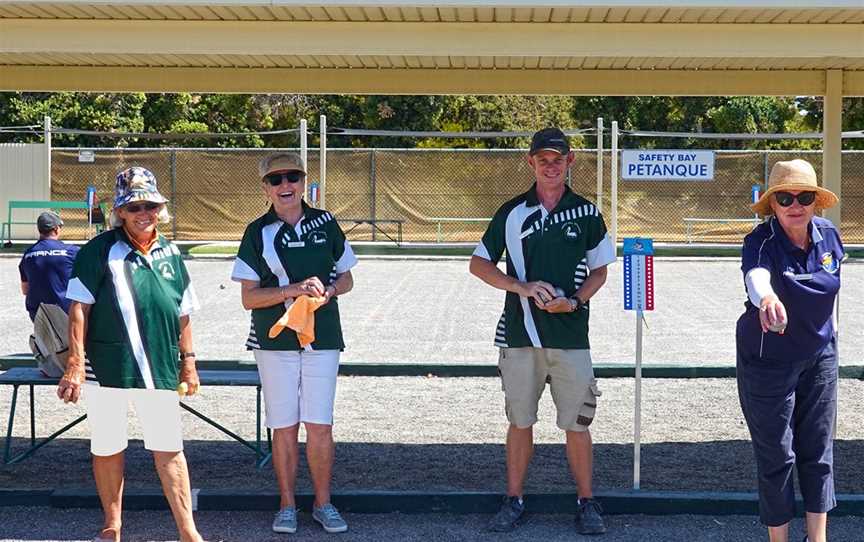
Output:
top-left (114, 167), bottom-right (168, 209)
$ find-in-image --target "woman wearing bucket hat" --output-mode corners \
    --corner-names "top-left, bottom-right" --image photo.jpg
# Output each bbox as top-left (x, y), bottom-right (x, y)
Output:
top-left (736, 159), bottom-right (842, 542)
top-left (231, 152), bottom-right (357, 535)
top-left (57, 167), bottom-right (204, 542)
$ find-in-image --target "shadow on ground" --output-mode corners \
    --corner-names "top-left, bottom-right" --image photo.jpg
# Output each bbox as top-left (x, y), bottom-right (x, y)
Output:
top-left (4, 439), bottom-right (864, 494)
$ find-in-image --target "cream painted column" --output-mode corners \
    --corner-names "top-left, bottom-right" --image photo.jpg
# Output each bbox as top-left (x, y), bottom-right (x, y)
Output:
top-left (823, 70), bottom-right (843, 226)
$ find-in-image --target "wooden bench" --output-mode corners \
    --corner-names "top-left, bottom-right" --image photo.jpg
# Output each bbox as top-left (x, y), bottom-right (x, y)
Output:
top-left (682, 217), bottom-right (762, 244)
top-left (342, 218), bottom-right (404, 246)
top-left (2, 200), bottom-right (109, 247)
top-left (0, 367), bottom-right (271, 466)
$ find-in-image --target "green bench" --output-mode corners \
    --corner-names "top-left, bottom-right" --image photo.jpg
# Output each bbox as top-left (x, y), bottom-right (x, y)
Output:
top-left (0, 367), bottom-right (271, 466)
top-left (2, 200), bottom-right (109, 247)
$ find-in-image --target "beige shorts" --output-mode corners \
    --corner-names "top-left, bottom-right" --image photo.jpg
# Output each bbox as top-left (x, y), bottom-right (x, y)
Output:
top-left (498, 347), bottom-right (601, 432)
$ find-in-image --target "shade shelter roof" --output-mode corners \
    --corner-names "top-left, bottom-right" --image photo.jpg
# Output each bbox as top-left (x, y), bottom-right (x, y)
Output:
top-left (1, 1), bottom-right (862, 95)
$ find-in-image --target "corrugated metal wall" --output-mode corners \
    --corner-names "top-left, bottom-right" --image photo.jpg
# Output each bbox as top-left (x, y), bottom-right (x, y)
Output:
top-left (0, 143), bottom-right (50, 240)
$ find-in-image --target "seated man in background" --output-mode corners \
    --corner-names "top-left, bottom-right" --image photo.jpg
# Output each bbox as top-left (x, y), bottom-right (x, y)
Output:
top-left (19, 211), bottom-right (79, 321)
top-left (19, 211), bottom-right (80, 376)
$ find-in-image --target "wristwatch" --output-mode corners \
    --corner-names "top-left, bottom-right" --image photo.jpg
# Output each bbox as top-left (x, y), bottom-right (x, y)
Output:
top-left (568, 295), bottom-right (584, 312)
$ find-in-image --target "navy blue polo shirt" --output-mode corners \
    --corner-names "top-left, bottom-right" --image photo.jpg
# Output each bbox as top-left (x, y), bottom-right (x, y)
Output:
top-left (18, 238), bottom-right (80, 320)
top-left (736, 216), bottom-right (842, 363)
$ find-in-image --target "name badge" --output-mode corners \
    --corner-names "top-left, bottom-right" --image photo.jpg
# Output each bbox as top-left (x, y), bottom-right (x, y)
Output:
top-left (784, 271), bottom-right (813, 281)
top-left (285, 241), bottom-right (305, 248)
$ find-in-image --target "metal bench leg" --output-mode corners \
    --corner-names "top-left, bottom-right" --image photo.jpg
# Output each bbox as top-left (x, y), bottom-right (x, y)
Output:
top-left (256, 385), bottom-right (272, 468)
top-left (4, 385), bottom-right (19, 463)
top-left (29, 384), bottom-right (35, 447)
top-left (4, 383), bottom-right (87, 465)
top-left (179, 402), bottom-right (271, 467)
top-left (6, 415), bottom-right (87, 465)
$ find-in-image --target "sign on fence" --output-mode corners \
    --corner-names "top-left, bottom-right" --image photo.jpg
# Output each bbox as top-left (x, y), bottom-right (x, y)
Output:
top-left (622, 150), bottom-right (715, 181)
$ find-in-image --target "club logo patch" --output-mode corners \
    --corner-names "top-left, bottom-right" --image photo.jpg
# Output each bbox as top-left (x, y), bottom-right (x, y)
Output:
top-left (821, 252), bottom-right (840, 273)
top-left (562, 221), bottom-right (582, 241)
top-left (157, 261), bottom-right (175, 280)
top-left (307, 230), bottom-right (328, 246)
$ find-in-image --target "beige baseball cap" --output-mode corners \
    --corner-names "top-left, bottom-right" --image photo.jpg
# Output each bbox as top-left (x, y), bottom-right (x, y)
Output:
top-left (259, 153), bottom-right (306, 180)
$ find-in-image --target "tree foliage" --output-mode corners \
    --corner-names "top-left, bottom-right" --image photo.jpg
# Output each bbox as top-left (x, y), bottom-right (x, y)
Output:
top-left (0, 92), bottom-right (857, 150)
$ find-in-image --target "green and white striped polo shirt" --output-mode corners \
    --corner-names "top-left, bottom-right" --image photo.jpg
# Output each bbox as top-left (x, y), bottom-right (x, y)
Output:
top-left (66, 229), bottom-right (199, 389)
top-left (474, 184), bottom-right (616, 350)
top-left (231, 204), bottom-right (357, 351)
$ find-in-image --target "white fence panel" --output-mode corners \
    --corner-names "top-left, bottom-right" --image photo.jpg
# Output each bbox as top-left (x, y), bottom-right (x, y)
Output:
top-left (0, 143), bottom-right (50, 240)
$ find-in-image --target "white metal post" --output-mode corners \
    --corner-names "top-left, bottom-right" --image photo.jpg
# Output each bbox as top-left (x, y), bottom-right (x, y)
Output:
top-left (319, 115), bottom-right (327, 210)
top-left (634, 309), bottom-right (643, 490)
top-left (823, 70), bottom-right (842, 226)
top-left (596, 117), bottom-right (604, 212)
top-left (300, 118), bottom-right (308, 172)
top-left (43, 115), bottom-right (51, 197)
top-left (611, 121), bottom-right (619, 245)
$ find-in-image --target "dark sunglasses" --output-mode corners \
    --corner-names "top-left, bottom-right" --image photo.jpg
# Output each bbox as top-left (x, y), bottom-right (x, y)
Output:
top-left (774, 191), bottom-right (816, 207)
top-left (265, 171), bottom-right (305, 186)
top-left (125, 202), bottom-right (161, 213)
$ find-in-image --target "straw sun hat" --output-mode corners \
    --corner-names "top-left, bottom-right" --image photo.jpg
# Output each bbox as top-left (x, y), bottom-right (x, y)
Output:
top-left (751, 159), bottom-right (839, 217)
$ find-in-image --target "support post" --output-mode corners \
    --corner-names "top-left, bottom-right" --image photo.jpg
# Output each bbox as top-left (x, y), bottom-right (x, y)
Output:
top-left (370, 149), bottom-right (377, 241)
top-left (596, 117), bottom-right (604, 212)
top-left (170, 148), bottom-right (177, 239)
top-left (43, 116), bottom-right (51, 201)
top-left (634, 310), bottom-right (643, 490)
top-left (319, 115), bottom-right (327, 210)
top-left (823, 70), bottom-right (843, 227)
top-left (611, 121), bottom-right (619, 245)
top-left (300, 118), bottom-right (308, 171)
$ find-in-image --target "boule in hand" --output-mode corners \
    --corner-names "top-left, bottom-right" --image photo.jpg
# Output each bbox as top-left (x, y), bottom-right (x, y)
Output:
top-left (768, 314), bottom-right (788, 333)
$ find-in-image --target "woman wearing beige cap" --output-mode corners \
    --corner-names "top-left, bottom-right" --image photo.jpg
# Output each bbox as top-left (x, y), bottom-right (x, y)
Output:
top-left (736, 159), bottom-right (842, 542)
top-left (231, 152), bottom-right (357, 535)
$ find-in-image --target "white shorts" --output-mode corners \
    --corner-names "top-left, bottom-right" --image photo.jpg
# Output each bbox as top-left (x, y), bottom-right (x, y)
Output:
top-left (85, 384), bottom-right (183, 456)
top-left (254, 349), bottom-right (340, 428)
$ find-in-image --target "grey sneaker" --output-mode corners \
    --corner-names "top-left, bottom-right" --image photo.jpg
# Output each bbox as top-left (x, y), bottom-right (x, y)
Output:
top-left (576, 498), bottom-right (606, 535)
top-left (313, 503), bottom-right (348, 533)
top-left (272, 506), bottom-right (298, 534)
top-left (488, 495), bottom-right (525, 532)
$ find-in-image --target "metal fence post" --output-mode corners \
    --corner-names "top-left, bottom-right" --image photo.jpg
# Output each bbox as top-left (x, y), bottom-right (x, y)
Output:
top-left (763, 151), bottom-right (769, 190)
top-left (170, 148), bottom-right (178, 239)
top-left (370, 149), bottom-right (377, 241)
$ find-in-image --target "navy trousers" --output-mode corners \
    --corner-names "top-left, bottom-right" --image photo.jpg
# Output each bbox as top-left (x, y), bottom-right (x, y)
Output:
top-left (736, 337), bottom-right (838, 526)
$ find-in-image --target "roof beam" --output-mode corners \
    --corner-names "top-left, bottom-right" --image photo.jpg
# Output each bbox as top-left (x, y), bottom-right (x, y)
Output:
top-left (0, 65), bottom-right (843, 95)
top-left (2, 19), bottom-right (861, 59)
top-left (10, 1), bottom-right (863, 8)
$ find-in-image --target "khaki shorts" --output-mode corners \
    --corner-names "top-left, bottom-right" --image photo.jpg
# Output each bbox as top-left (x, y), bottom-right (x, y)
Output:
top-left (498, 347), bottom-right (601, 432)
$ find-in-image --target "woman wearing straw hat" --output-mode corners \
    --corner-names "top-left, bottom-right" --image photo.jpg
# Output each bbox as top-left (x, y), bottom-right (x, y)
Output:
top-left (736, 159), bottom-right (842, 542)
top-left (57, 167), bottom-right (204, 542)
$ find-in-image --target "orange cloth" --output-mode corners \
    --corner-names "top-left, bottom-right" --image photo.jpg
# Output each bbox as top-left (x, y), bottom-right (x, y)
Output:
top-left (268, 295), bottom-right (327, 347)
top-left (123, 225), bottom-right (158, 255)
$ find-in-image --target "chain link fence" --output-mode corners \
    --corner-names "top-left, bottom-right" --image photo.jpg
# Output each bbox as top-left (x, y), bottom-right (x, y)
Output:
top-left (51, 148), bottom-right (864, 243)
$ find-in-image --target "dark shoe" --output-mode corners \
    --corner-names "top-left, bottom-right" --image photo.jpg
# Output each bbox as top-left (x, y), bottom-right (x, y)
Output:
top-left (576, 498), bottom-right (606, 535)
top-left (488, 496), bottom-right (525, 532)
